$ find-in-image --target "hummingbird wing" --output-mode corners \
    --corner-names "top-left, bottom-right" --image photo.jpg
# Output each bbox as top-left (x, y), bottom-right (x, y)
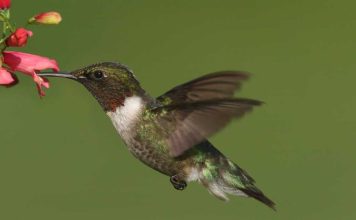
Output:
top-left (156, 71), bottom-right (249, 104)
top-left (151, 98), bottom-right (262, 157)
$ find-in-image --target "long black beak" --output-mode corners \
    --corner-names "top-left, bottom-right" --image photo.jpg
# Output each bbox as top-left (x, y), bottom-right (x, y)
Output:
top-left (37, 72), bottom-right (77, 80)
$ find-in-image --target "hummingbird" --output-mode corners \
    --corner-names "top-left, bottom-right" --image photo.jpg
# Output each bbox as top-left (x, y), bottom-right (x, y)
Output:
top-left (39, 62), bottom-right (275, 209)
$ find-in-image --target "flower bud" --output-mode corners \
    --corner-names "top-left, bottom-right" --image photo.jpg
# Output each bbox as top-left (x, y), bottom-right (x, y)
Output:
top-left (5, 28), bottom-right (33, 47)
top-left (0, 0), bottom-right (11, 10)
top-left (29, 11), bottom-right (62, 25)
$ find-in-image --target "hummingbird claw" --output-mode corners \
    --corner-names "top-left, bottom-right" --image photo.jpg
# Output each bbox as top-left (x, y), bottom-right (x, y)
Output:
top-left (170, 175), bottom-right (187, 190)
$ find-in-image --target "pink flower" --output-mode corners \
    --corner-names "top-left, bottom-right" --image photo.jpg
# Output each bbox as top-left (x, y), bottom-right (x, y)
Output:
top-left (6, 28), bottom-right (33, 47)
top-left (0, 0), bottom-right (10, 10)
top-left (29, 12), bottom-right (62, 25)
top-left (3, 51), bottom-right (59, 96)
top-left (0, 67), bottom-right (14, 84)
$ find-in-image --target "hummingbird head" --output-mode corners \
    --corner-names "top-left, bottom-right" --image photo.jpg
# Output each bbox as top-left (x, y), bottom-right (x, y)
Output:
top-left (39, 62), bottom-right (146, 112)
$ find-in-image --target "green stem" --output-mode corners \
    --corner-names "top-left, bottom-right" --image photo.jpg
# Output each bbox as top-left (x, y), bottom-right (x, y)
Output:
top-left (0, 13), bottom-right (15, 52)
top-left (4, 19), bottom-right (14, 32)
top-left (0, 21), bottom-right (7, 52)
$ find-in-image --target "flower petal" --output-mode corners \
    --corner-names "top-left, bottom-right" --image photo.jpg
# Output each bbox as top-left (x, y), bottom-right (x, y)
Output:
top-left (3, 51), bottom-right (59, 74)
top-left (0, 68), bottom-right (14, 84)
top-left (33, 74), bottom-right (49, 96)
top-left (3, 51), bottom-right (60, 96)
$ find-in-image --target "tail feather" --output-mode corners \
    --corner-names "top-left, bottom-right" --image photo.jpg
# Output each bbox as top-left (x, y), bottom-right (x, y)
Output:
top-left (197, 157), bottom-right (276, 210)
top-left (240, 186), bottom-right (276, 210)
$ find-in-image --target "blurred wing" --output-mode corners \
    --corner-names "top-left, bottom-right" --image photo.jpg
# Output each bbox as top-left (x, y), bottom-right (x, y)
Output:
top-left (152, 98), bottom-right (262, 157)
top-left (157, 71), bottom-right (250, 104)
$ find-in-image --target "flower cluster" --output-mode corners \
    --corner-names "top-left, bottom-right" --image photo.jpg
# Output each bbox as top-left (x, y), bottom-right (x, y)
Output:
top-left (0, 0), bottom-right (62, 96)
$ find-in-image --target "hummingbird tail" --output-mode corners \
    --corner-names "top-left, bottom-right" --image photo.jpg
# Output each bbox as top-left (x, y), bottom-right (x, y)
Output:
top-left (197, 156), bottom-right (276, 210)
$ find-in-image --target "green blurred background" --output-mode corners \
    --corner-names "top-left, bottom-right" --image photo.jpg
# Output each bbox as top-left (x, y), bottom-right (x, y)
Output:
top-left (1, 0), bottom-right (355, 219)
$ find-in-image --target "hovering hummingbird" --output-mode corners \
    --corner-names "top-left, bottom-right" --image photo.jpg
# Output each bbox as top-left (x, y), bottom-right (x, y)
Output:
top-left (39, 62), bottom-right (275, 209)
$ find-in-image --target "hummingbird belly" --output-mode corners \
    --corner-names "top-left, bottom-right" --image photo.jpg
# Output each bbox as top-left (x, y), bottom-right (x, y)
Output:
top-left (126, 136), bottom-right (183, 177)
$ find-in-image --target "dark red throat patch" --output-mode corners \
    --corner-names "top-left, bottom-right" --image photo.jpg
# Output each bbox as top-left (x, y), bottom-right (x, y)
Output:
top-left (104, 91), bottom-right (133, 112)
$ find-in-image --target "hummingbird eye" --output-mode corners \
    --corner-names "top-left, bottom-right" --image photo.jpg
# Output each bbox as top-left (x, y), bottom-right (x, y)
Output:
top-left (91, 70), bottom-right (105, 80)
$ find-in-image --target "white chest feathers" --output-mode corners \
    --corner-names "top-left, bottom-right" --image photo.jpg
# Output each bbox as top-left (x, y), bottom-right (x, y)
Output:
top-left (106, 96), bottom-right (144, 138)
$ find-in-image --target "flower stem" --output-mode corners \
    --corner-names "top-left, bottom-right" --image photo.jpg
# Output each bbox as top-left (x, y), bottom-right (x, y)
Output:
top-left (0, 12), bottom-right (15, 52)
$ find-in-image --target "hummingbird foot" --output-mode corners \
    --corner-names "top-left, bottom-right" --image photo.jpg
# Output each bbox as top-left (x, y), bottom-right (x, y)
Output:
top-left (170, 175), bottom-right (187, 190)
